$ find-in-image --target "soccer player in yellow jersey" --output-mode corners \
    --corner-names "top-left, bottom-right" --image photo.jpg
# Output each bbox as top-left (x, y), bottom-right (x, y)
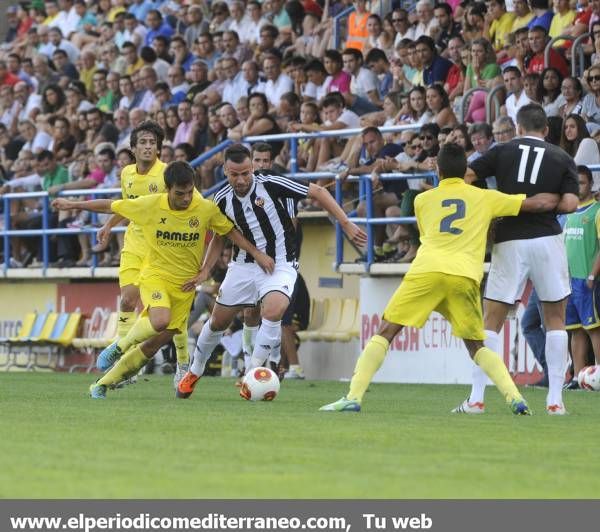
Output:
top-left (320, 143), bottom-right (560, 414)
top-left (94, 121), bottom-right (192, 385)
top-left (53, 161), bottom-right (274, 399)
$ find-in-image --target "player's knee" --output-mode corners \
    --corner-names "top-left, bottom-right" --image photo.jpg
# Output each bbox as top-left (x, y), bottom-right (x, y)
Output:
top-left (261, 302), bottom-right (288, 322)
top-left (120, 295), bottom-right (137, 312)
top-left (150, 315), bottom-right (170, 332)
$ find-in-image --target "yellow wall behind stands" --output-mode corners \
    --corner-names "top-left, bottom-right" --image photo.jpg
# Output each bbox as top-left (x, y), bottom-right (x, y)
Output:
top-left (299, 220), bottom-right (359, 300)
top-left (0, 282), bottom-right (57, 337)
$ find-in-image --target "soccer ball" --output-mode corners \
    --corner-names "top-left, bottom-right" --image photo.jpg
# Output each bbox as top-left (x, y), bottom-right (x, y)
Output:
top-left (240, 367), bottom-right (280, 401)
top-left (579, 365), bottom-right (600, 391)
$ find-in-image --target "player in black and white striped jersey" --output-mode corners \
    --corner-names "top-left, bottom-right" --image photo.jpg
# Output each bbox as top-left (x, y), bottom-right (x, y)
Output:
top-left (176, 144), bottom-right (367, 398)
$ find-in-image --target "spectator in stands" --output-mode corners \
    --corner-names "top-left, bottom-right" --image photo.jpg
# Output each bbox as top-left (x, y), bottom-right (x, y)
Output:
top-left (144, 9), bottom-right (174, 47)
top-left (434, 3), bottom-right (461, 57)
top-left (582, 65), bottom-right (600, 130)
top-left (559, 76), bottom-right (584, 118)
top-left (323, 49), bottom-right (351, 96)
top-left (92, 69), bottom-right (116, 114)
top-left (468, 122), bottom-right (494, 165)
top-left (300, 59), bottom-right (328, 103)
top-left (222, 30), bottom-right (252, 66)
top-left (415, 35), bottom-right (453, 86)
top-left (463, 38), bottom-right (502, 123)
top-left (113, 108), bottom-right (131, 149)
top-left (549, 0), bottom-right (576, 48)
top-left (240, 60), bottom-right (266, 98)
top-left (492, 116), bottom-right (516, 144)
top-left (174, 143), bottom-right (196, 162)
top-left (540, 67), bottom-right (565, 117)
top-left (170, 36), bottom-right (196, 73)
top-left (51, 49), bottom-right (78, 82)
top-left (263, 51), bottom-right (293, 108)
top-left (398, 86), bottom-right (431, 126)
top-left (32, 55), bottom-right (60, 94)
top-left (426, 85), bottom-right (458, 129)
top-left (443, 36), bottom-right (466, 102)
top-left (342, 47), bottom-right (381, 114)
top-left (560, 114), bottom-right (600, 189)
top-left (502, 66), bottom-right (531, 123)
top-left (345, 0), bottom-right (369, 52)
top-left (49, 115), bottom-right (76, 163)
top-left (46, 27), bottom-right (79, 64)
top-left (173, 100), bottom-right (196, 147)
top-left (365, 48), bottom-right (393, 101)
top-left (391, 9), bottom-right (414, 47)
top-left (528, 0), bottom-right (554, 32)
top-left (526, 25), bottom-right (569, 77)
top-left (446, 124), bottom-right (475, 158)
top-left (85, 108), bottom-right (118, 149)
top-left (221, 57), bottom-right (246, 107)
top-left (484, 0), bottom-right (515, 52)
top-left (128, 108), bottom-right (147, 130)
top-left (195, 32), bottom-right (221, 72)
top-left (19, 119), bottom-right (52, 154)
top-left (511, 0), bottom-right (534, 32)
top-left (414, 0), bottom-right (438, 39)
top-left (462, 2), bottom-right (486, 43)
top-left (117, 76), bottom-right (142, 112)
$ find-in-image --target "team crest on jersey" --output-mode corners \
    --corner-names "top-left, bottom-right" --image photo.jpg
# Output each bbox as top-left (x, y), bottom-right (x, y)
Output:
top-left (127, 181), bottom-right (133, 189)
top-left (149, 183), bottom-right (159, 193)
top-left (151, 291), bottom-right (162, 300)
top-left (583, 216), bottom-right (590, 224)
top-left (254, 196), bottom-right (265, 208)
top-left (189, 216), bottom-right (200, 228)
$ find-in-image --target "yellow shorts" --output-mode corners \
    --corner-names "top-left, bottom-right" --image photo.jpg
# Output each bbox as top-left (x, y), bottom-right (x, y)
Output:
top-left (139, 275), bottom-right (194, 332)
top-left (383, 272), bottom-right (485, 340)
top-left (119, 250), bottom-right (145, 288)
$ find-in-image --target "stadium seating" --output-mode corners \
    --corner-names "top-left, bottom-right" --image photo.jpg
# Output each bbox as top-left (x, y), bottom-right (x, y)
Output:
top-left (298, 298), bottom-right (359, 342)
top-left (69, 311), bottom-right (118, 373)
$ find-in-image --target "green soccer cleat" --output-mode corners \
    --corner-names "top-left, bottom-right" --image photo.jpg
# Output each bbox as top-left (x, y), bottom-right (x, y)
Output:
top-left (510, 398), bottom-right (532, 415)
top-left (89, 383), bottom-right (107, 399)
top-left (319, 397), bottom-right (361, 412)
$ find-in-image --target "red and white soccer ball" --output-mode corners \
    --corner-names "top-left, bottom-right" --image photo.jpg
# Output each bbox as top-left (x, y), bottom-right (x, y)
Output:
top-left (240, 367), bottom-right (280, 401)
top-left (579, 365), bottom-right (600, 391)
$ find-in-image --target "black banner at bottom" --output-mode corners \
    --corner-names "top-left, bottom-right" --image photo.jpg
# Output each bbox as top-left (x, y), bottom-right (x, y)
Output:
top-left (1, 500), bottom-right (598, 532)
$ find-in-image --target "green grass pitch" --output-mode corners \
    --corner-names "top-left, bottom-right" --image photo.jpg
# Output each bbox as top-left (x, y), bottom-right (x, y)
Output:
top-left (1, 372), bottom-right (599, 499)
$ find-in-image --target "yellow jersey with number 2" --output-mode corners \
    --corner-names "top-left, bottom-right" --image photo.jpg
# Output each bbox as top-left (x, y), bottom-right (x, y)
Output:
top-left (409, 178), bottom-right (525, 283)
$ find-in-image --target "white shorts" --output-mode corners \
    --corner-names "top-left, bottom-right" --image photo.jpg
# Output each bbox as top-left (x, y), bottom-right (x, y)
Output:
top-left (485, 234), bottom-right (571, 304)
top-left (216, 262), bottom-right (298, 307)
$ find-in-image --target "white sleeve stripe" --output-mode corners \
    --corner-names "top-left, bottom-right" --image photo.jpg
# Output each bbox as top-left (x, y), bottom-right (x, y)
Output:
top-left (213, 185), bottom-right (232, 204)
top-left (265, 174), bottom-right (309, 194)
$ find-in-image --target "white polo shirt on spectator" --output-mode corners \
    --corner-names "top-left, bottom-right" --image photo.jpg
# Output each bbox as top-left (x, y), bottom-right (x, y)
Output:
top-left (265, 73), bottom-right (293, 107)
top-left (19, 93), bottom-right (42, 121)
top-left (22, 130), bottom-right (52, 154)
top-left (302, 79), bottom-right (330, 101)
top-left (414, 18), bottom-right (439, 40)
top-left (222, 71), bottom-right (248, 105)
top-left (505, 90), bottom-right (531, 124)
top-left (139, 90), bottom-right (156, 113)
top-left (46, 40), bottom-right (80, 64)
top-left (50, 6), bottom-right (81, 37)
top-left (325, 109), bottom-right (360, 128)
top-left (350, 67), bottom-right (378, 99)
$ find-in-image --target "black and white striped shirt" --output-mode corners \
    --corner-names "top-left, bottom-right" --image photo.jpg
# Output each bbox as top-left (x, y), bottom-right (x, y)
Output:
top-left (213, 173), bottom-right (309, 264)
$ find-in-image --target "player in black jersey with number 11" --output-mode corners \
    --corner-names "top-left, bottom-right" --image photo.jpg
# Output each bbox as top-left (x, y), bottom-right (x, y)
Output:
top-left (459, 104), bottom-right (579, 416)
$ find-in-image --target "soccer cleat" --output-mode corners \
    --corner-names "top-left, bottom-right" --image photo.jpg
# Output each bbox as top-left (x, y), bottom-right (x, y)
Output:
top-left (96, 340), bottom-right (123, 371)
top-left (451, 399), bottom-right (485, 414)
top-left (510, 398), bottom-right (532, 415)
top-left (546, 404), bottom-right (568, 415)
top-left (173, 362), bottom-right (189, 390)
top-left (176, 371), bottom-right (200, 399)
top-left (89, 382), bottom-right (107, 399)
top-left (319, 397), bottom-right (361, 412)
top-left (284, 366), bottom-right (305, 380)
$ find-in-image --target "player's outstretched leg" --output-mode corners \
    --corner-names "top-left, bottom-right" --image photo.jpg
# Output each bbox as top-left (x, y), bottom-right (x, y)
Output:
top-left (452, 330), bottom-right (499, 415)
top-left (97, 316), bottom-right (158, 371)
top-left (466, 342), bottom-right (531, 416)
top-left (545, 330), bottom-right (569, 415)
top-left (176, 322), bottom-right (225, 398)
top-left (320, 334), bottom-right (390, 413)
top-left (172, 329), bottom-right (190, 389)
top-left (247, 318), bottom-right (281, 372)
top-left (90, 345), bottom-right (151, 399)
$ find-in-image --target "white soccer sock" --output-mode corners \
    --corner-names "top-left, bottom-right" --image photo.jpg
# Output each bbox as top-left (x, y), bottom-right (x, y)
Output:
top-left (468, 330), bottom-right (499, 404)
top-left (248, 319), bottom-right (281, 372)
top-left (242, 324), bottom-right (258, 357)
top-left (545, 330), bottom-right (568, 407)
top-left (190, 322), bottom-right (224, 376)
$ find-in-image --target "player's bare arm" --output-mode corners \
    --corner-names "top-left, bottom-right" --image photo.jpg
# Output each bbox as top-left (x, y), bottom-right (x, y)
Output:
top-left (520, 193), bottom-right (561, 213)
top-left (307, 183), bottom-right (368, 246)
top-left (227, 228), bottom-right (275, 274)
top-left (96, 213), bottom-right (126, 249)
top-left (52, 198), bottom-right (115, 213)
top-left (556, 193), bottom-right (579, 214)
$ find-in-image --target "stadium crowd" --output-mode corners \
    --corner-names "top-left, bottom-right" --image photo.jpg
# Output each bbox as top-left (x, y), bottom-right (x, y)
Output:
top-left (2, 0), bottom-right (600, 267)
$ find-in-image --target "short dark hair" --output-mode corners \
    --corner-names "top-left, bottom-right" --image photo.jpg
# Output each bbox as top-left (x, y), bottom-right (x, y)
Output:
top-left (130, 120), bottom-right (165, 150)
top-left (164, 160), bottom-right (195, 188)
top-left (342, 47), bottom-right (363, 61)
top-left (174, 142), bottom-right (195, 161)
top-left (251, 142), bottom-right (273, 155)
top-left (365, 48), bottom-right (389, 65)
top-left (420, 122), bottom-right (440, 138)
top-left (503, 65), bottom-right (522, 77)
top-left (529, 24), bottom-right (548, 36)
top-left (577, 165), bottom-right (593, 184)
top-left (434, 3), bottom-right (453, 16)
top-left (362, 126), bottom-right (382, 138)
top-left (437, 143), bottom-right (467, 180)
top-left (322, 93), bottom-right (344, 109)
top-left (516, 103), bottom-right (547, 132)
top-left (415, 35), bottom-right (436, 53)
top-left (469, 122), bottom-right (493, 139)
top-left (304, 59), bottom-right (327, 75)
top-left (224, 143), bottom-right (251, 164)
top-left (37, 150), bottom-right (54, 162)
top-left (117, 148), bottom-right (135, 164)
top-left (140, 46), bottom-right (157, 62)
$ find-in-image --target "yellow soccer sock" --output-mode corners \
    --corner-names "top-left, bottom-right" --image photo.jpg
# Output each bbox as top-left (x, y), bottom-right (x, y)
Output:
top-left (347, 335), bottom-right (389, 402)
top-left (117, 311), bottom-right (136, 338)
top-left (117, 316), bottom-right (157, 353)
top-left (173, 330), bottom-right (189, 365)
top-left (97, 345), bottom-right (149, 388)
top-left (474, 347), bottom-right (522, 403)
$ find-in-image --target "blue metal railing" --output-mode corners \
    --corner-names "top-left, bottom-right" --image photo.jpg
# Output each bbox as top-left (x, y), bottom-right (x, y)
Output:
top-left (333, 6), bottom-right (355, 50)
top-left (1, 123), bottom-right (430, 275)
